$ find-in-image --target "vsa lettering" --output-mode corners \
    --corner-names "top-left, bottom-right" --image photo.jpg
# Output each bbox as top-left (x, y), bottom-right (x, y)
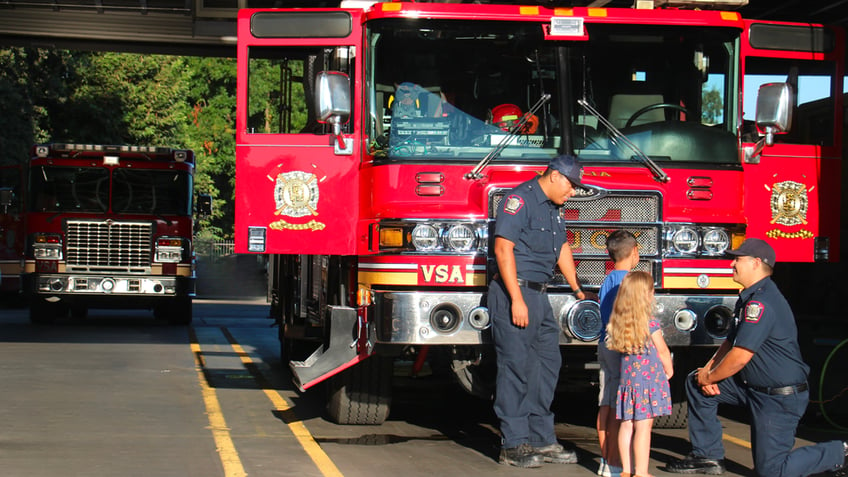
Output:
top-left (420, 264), bottom-right (464, 284)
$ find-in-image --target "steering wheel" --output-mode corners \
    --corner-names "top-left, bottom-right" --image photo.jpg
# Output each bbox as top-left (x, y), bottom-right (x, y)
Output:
top-left (625, 103), bottom-right (690, 128)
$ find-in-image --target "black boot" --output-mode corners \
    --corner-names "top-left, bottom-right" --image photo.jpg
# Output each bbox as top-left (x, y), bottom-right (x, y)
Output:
top-left (499, 443), bottom-right (544, 468)
top-left (665, 453), bottom-right (725, 475)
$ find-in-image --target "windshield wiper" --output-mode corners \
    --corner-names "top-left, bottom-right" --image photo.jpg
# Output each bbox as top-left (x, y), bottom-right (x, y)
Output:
top-left (465, 93), bottom-right (551, 180)
top-left (577, 99), bottom-right (669, 183)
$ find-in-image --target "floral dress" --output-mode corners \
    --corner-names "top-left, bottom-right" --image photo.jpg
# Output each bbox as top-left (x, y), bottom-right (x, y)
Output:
top-left (616, 320), bottom-right (672, 421)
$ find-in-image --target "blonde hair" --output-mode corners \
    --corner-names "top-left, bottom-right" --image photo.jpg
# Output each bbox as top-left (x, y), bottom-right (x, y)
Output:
top-left (605, 271), bottom-right (654, 354)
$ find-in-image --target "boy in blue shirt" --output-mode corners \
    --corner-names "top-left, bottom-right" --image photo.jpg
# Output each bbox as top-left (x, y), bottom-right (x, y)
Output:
top-left (596, 230), bottom-right (639, 477)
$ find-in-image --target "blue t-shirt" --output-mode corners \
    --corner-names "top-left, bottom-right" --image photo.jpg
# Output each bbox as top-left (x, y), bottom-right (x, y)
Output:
top-left (598, 269), bottom-right (628, 341)
top-left (494, 177), bottom-right (568, 283)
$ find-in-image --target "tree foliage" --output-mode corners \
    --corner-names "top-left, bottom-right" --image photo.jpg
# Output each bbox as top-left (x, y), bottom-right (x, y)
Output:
top-left (0, 48), bottom-right (236, 239)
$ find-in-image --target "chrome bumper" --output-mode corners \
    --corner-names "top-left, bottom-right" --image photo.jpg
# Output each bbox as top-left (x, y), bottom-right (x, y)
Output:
top-left (373, 290), bottom-right (735, 347)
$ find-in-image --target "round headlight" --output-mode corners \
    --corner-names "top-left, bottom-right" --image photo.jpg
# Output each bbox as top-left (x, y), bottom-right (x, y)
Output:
top-left (411, 224), bottom-right (440, 251)
top-left (702, 228), bottom-right (730, 255)
top-left (446, 224), bottom-right (476, 251)
top-left (672, 227), bottom-right (699, 254)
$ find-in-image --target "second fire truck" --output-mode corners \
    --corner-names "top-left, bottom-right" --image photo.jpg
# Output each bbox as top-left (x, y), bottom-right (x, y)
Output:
top-left (23, 144), bottom-right (202, 325)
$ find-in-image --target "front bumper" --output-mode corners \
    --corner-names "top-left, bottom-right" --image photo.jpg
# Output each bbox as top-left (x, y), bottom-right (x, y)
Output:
top-left (24, 273), bottom-right (195, 304)
top-left (373, 289), bottom-right (736, 347)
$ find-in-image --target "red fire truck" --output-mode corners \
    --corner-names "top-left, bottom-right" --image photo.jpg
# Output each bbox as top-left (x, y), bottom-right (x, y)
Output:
top-left (234, 1), bottom-right (844, 425)
top-left (23, 144), bottom-right (201, 325)
top-left (0, 164), bottom-right (25, 297)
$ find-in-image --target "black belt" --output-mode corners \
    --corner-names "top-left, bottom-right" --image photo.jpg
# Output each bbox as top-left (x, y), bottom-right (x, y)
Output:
top-left (515, 278), bottom-right (548, 293)
top-left (747, 382), bottom-right (808, 395)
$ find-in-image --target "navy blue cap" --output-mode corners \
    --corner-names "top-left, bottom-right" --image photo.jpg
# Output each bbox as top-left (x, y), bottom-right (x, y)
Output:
top-left (726, 238), bottom-right (776, 266)
top-left (549, 154), bottom-right (585, 188)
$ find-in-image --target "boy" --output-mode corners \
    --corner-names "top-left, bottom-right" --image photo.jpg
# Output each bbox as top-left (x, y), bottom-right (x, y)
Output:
top-left (596, 230), bottom-right (639, 477)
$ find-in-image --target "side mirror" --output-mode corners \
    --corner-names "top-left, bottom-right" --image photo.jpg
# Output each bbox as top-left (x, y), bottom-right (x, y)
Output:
top-left (196, 194), bottom-right (212, 217)
top-left (755, 82), bottom-right (793, 146)
top-left (745, 83), bottom-right (793, 164)
top-left (315, 71), bottom-right (351, 151)
top-left (0, 188), bottom-right (13, 207)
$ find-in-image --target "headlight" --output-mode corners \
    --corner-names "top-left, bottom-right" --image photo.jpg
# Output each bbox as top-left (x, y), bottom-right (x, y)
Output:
top-left (445, 224), bottom-right (476, 251)
top-left (155, 237), bottom-right (187, 263)
top-left (701, 228), bottom-right (730, 255)
top-left (33, 244), bottom-right (62, 260)
top-left (411, 224), bottom-right (439, 251)
top-left (379, 221), bottom-right (489, 254)
top-left (31, 233), bottom-right (63, 260)
top-left (663, 224), bottom-right (739, 257)
top-left (672, 227), bottom-right (699, 254)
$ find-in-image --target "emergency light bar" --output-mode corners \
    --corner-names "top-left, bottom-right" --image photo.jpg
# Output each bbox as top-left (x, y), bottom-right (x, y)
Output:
top-left (35, 143), bottom-right (193, 163)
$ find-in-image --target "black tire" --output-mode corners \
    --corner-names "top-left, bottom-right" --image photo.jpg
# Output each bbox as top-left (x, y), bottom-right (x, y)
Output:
top-left (655, 400), bottom-right (688, 429)
top-left (452, 359), bottom-right (496, 400)
top-left (70, 305), bottom-right (88, 320)
top-left (29, 298), bottom-right (60, 324)
top-left (167, 297), bottom-right (193, 325)
top-left (326, 356), bottom-right (393, 425)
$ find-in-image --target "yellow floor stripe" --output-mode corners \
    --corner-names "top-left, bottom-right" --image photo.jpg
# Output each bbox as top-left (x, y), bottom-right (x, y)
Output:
top-left (190, 340), bottom-right (248, 477)
top-left (723, 432), bottom-right (752, 449)
top-left (226, 338), bottom-right (345, 477)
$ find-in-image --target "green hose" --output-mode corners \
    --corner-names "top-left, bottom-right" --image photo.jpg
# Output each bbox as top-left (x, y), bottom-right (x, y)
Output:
top-left (817, 337), bottom-right (848, 431)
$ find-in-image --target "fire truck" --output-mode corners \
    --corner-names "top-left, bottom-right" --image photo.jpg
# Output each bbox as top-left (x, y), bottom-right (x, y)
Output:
top-left (0, 164), bottom-right (25, 297)
top-left (23, 144), bottom-right (201, 325)
top-left (234, 1), bottom-right (844, 425)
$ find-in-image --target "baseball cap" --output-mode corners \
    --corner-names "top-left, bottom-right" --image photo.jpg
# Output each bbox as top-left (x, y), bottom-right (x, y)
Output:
top-left (726, 238), bottom-right (776, 266)
top-left (549, 154), bottom-right (585, 188)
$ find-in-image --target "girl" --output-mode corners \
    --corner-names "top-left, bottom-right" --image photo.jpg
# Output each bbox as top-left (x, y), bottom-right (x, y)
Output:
top-left (605, 271), bottom-right (673, 477)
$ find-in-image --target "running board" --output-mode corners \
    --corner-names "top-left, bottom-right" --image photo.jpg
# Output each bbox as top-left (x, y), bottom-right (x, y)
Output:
top-left (289, 305), bottom-right (365, 392)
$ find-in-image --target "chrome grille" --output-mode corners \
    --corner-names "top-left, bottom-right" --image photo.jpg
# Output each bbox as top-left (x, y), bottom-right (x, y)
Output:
top-left (490, 189), bottom-right (662, 288)
top-left (66, 220), bottom-right (153, 271)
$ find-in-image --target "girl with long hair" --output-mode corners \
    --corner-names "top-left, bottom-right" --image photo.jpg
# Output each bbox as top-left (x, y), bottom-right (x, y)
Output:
top-left (606, 271), bottom-right (673, 477)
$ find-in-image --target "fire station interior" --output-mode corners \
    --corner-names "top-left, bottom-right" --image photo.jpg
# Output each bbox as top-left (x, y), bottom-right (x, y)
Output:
top-left (1, 0), bottom-right (847, 311)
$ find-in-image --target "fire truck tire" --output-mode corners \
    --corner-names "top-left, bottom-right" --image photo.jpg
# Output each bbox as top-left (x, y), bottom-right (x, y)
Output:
top-left (326, 356), bottom-right (393, 425)
top-left (452, 360), bottom-right (496, 400)
top-left (156, 298), bottom-right (192, 325)
top-left (29, 298), bottom-right (61, 324)
top-left (70, 305), bottom-right (88, 320)
top-left (167, 298), bottom-right (193, 325)
top-left (654, 400), bottom-right (688, 429)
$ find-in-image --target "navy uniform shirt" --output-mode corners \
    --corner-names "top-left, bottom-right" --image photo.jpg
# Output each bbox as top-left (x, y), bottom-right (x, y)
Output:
top-left (495, 177), bottom-right (567, 283)
top-left (729, 276), bottom-right (809, 388)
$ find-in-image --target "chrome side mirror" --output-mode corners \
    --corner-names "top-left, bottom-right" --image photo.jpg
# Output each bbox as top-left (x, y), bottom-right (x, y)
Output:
top-left (755, 82), bottom-right (793, 146)
top-left (315, 71), bottom-right (351, 151)
top-left (745, 83), bottom-right (793, 163)
top-left (196, 193), bottom-right (212, 217)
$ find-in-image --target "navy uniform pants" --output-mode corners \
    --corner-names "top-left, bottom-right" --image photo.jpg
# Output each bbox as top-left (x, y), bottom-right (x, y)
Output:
top-left (685, 370), bottom-right (844, 477)
top-left (489, 280), bottom-right (561, 449)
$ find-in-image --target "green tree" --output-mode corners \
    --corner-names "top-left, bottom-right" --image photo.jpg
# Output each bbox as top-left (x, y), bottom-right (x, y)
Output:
top-left (702, 86), bottom-right (723, 125)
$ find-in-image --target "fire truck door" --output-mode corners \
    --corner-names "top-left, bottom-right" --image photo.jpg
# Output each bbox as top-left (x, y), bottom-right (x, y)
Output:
top-left (234, 9), bottom-right (363, 255)
top-left (740, 21), bottom-right (844, 263)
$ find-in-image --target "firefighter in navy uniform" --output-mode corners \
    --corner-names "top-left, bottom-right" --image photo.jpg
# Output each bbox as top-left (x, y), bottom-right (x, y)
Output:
top-left (489, 154), bottom-right (586, 468)
top-left (667, 238), bottom-right (848, 476)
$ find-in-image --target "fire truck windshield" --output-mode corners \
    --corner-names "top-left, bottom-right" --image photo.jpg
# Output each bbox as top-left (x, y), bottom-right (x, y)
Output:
top-left (29, 166), bottom-right (192, 216)
top-left (367, 19), bottom-right (740, 166)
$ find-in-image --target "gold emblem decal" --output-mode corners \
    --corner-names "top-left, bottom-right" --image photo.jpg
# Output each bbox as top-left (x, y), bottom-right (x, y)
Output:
top-left (768, 181), bottom-right (808, 226)
top-left (274, 170), bottom-right (319, 217)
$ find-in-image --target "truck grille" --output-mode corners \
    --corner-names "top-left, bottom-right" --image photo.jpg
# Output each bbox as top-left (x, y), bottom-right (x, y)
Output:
top-left (491, 189), bottom-right (662, 288)
top-left (66, 220), bottom-right (153, 271)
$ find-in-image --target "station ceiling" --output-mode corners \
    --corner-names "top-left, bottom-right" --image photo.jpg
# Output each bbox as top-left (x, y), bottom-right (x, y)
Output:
top-left (0, 0), bottom-right (846, 58)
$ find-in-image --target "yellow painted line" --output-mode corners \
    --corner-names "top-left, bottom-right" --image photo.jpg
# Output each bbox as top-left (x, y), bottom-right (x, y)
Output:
top-left (189, 339), bottom-right (248, 477)
top-left (723, 432), bottom-right (752, 449)
top-left (223, 329), bottom-right (344, 477)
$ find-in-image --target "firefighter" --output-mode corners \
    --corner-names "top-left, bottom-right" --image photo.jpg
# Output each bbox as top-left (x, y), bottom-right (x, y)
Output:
top-left (666, 238), bottom-right (848, 477)
top-left (489, 154), bottom-right (586, 468)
